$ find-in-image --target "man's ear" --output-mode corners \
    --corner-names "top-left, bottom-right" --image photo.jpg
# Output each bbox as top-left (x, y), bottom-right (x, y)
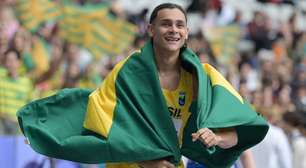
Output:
top-left (147, 24), bottom-right (154, 37)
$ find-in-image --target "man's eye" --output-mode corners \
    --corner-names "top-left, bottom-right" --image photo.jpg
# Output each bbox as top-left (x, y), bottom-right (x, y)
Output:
top-left (161, 23), bottom-right (171, 27)
top-left (177, 24), bottom-right (184, 28)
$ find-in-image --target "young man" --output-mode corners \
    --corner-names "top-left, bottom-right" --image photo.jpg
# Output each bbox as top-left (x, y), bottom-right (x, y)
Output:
top-left (136, 3), bottom-right (237, 168)
top-left (18, 3), bottom-right (268, 168)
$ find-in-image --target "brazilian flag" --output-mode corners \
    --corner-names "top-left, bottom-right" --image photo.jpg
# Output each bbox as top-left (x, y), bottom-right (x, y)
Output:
top-left (17, 41), bottom-right (268, 168)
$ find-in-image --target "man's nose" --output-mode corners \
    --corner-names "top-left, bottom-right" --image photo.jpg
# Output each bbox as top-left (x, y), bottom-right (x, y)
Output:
top-left (169, 25), bottom-right (178, 32)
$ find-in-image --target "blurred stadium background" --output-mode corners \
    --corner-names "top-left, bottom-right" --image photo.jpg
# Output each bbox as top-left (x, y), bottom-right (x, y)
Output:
top-left (0, 0), bottom-right (306, 167)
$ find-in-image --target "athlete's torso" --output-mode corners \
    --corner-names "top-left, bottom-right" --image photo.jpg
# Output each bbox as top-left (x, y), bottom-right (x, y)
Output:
top-left (106, 68), bottom-right (194, 168)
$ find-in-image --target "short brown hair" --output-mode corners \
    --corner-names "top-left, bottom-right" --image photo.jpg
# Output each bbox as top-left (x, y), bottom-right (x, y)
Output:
top-left (149, 3), bottom-right (187, 24)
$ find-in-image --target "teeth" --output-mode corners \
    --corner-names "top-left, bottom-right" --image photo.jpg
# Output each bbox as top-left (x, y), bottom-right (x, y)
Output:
top-left (165, 37), bottom-right (179, 41)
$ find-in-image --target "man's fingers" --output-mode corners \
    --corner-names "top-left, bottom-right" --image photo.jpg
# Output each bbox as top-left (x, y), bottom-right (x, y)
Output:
top-left (191, 133), bottom-right (199, 142)
top-left (162, 160), bottom-right (175, 168)
top-left (200, 133), bottom-right (214, 145)
top-left (204, 136), bottom-right (217, 147)
top-left (200, 129), bottom-right (211, 139)
top-left (192, 128), bottom-right (219, 147)
top-left (192, 128), bottom-right (210, 142)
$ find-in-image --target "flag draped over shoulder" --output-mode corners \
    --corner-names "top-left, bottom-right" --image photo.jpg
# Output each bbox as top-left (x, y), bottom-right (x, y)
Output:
top-left (17, 41), bottom-right (268, 168)
top-left (15, 0), bottom-right (60, 32)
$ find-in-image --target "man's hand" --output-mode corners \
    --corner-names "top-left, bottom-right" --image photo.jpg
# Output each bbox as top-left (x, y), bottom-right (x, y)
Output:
top-left (138, 159), bottom-right (175, 168)
top-left (191, 128), bottom-right (221, 148)
top-left (191, 128), bottom-right (238, 149)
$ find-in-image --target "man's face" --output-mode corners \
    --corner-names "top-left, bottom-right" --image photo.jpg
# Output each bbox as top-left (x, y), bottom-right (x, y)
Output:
top-left (4, 51), bottom-right (20, 73)
top-left (149, 8), bottom-right (188, 52)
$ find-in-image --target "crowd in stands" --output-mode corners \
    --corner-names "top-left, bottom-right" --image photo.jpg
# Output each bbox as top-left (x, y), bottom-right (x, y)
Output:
top-left (0, 0), bottom-right (306, 168)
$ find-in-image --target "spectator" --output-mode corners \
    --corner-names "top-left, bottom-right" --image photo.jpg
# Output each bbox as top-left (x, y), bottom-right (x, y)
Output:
top-left (0, 48), bottom-right (33, 135)
top-left (252, 107), bottom-right (293, 168)
top-left (282, 112), bottom-right (306, 168)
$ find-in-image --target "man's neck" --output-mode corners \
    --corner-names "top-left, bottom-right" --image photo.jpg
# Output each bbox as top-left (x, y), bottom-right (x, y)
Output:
top-left (154, 47), bottom-right (181, 74)
top-left (154, 46), bottom-right (182, 90)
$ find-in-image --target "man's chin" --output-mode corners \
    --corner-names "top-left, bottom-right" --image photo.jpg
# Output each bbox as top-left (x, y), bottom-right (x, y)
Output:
top-left (163, 44), bottom-right (182, 52)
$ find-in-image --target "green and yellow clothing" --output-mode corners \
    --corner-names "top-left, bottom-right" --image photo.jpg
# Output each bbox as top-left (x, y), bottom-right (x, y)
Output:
top-left (162, 68), bottom-right (194, 146)
top-left (19, 51), bottom-right (35, 75)
top-left (0, 66), bottom-right (7, 78)
top-left (30, 37), bottom-right (50, 77)
top-left (106, 68), bottom-right (193, 168)
top-left (0, 75), bottom-right (33, 121)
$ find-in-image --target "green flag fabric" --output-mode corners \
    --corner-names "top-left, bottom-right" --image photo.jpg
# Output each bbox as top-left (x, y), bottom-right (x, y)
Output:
top-left (17, 41), bottom-right (268, 168)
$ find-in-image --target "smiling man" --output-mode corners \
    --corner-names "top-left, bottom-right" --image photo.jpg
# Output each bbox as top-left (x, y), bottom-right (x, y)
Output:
top-left (133, 4), bottom-right (238, 168)
top-left (18, 3), bottom-right (268, 168)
